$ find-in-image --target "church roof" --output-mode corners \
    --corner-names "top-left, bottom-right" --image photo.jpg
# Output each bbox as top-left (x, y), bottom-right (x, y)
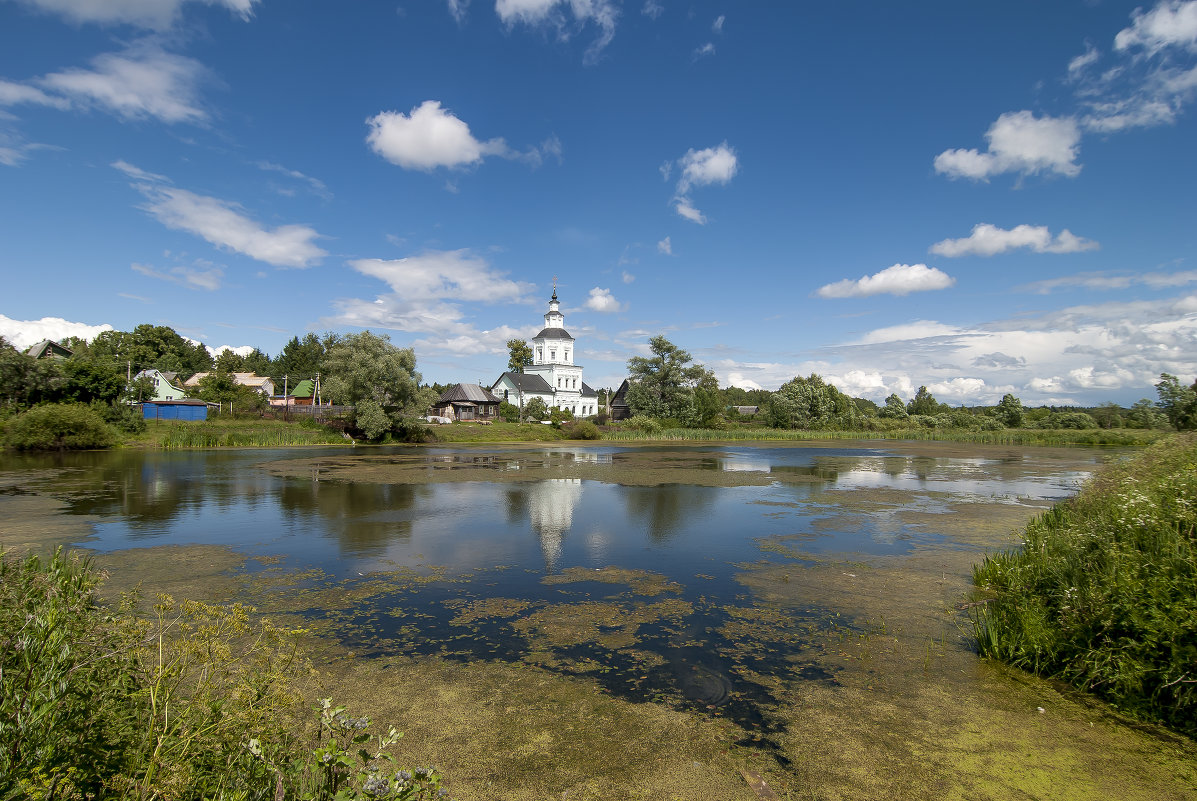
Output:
top-left (581, 382), bottom-right (598, 398)
top-left (534, 327), bottom-right (573, 340)
top-left (494, 372), bottom-right (553, 393)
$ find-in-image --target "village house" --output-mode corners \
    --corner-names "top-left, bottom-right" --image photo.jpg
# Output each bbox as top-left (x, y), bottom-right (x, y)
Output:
top-left (432, 383), bottom-right (502, 421)
top-left (183, 371), bottom-right (276, 397)
top-left (132, 368), bottom-right (188, 401)
top-left (24, 339), bottom-right (73, 360)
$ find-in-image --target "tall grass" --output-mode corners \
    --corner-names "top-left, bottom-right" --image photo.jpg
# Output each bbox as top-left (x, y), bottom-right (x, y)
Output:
top-left (0, 547), bottom-right (449, 799)
top-left (137, 418), bottom-right (350, 449)
top-left (971, 433), bottom-right (1197, 735)
top-left (602, 426), bottom-right (1162, 446)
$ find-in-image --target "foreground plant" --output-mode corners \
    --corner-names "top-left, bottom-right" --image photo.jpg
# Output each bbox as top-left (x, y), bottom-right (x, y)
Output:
top-left (971, 434), bottom-right (1197, 735)
top-left (0, 548), bottom-right (451, 800)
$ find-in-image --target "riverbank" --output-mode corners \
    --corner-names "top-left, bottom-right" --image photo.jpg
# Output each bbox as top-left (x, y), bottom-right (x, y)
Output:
top-left (972, 432), bottom-right (1197, 736)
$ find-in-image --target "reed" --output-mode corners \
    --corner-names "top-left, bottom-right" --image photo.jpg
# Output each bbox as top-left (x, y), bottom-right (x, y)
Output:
top-left (971, 433), bottom-right (1197, 735)
top-left (137, 418), bottom-right (350, 449)
top-left (601, 426), bottom-right (1161, 446)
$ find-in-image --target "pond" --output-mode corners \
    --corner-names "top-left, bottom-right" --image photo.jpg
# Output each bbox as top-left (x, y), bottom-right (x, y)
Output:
top-left (3, 441), bottom-right (1194, 800)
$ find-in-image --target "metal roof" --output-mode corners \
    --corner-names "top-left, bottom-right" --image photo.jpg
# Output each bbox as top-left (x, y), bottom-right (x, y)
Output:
top-left (533, 327), bottom-right (573, 340)
top-left (494, 372), bottom-right (554, 393)
top-left (437, 383), bottom-right (502, 404)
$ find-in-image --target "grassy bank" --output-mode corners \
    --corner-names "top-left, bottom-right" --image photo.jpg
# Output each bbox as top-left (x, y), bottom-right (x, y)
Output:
top-left (971, 433), bottom-right (1197, 736)
top-left (125, 417), bottom-right (352, 449)
top-left (425, 421), bottom-right (571, 443)
top-left (602, 426), bottom-right (1163, 446)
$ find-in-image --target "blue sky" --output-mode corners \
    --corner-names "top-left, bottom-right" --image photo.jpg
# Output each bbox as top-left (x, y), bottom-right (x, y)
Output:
top-left (1, 0), bottom-right (1195, 405)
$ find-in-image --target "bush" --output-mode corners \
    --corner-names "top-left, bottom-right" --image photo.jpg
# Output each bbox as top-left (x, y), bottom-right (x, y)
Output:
top-left (95, 400), bottom-right (147, 434)
top-left (972, 434), bottom-right (1197, 736)
top-left (625, 415), bottom-right (661, 434)
top-left (3, 402), bottom-right (117, 450)
top-left (566, 420), bottom-right (600, 440)
top-left (499, 400), bottom-right (520, 422)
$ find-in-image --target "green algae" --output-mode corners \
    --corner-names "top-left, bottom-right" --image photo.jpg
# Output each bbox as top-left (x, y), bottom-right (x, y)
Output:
top-left (2, 442), bottom-right (1194, 801)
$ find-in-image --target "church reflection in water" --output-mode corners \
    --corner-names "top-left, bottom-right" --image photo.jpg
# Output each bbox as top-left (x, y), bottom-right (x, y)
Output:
top-left (526, 478), bottom-right (583, 572)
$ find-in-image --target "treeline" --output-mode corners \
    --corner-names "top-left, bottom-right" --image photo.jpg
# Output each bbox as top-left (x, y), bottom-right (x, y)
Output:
top-left (1, 325), bottom-right (439, 448)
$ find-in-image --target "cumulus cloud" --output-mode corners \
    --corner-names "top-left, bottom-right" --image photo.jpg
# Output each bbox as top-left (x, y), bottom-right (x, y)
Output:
top-left (0, 314), bottom-right (113, 349)
top-left (621, 270), bottom-right (635, 283)
top-left (667, 141), bottom-right (738, 224)
top-left (115, 161), bottom-right (327, 268)
top-left (935, 111), bottom-right (1082, 180)
top-left (657, 236), bottom-right (671, 255)
top-left (366, 100), bottom-right (553, 173)
top-left (10, 0), bottom-right (258, 29)
top-left (709, 291), bottom-right (1197, 406)
top-left (132, 260), bottom-right (224, 290)
top-left (816, 264), bottom-right (955, 298)
top-left (930, 223), bottom-right (1099, 257)
top-left (583, 287), bottom-right (623, 313)
top-left (495, 0), bottom-right (619, 64)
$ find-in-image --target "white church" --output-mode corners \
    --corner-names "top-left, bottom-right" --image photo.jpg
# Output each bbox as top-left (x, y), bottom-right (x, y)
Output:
top-left (491, 286), bottom-right (599, 418)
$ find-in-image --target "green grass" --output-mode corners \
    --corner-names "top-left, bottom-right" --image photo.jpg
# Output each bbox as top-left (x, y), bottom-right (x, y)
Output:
top-left (971, 433), bottom-right (1197, 736)
top-left (601, 426), bottom-right (1163, 446)
top-left (125, 418), bottom-right (352, 449)
top-left (426, 421), bottom-right (571, 442)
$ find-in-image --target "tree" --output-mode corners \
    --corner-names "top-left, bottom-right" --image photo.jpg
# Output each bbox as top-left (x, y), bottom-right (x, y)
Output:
top-left (1155, 373), bottom-right (1197, 430)
top-left (190, 371), bottom-right (266, 413)
top-left (995, 393), bottom-right (1024, 427)
top-left (274, 333), bottom-right (328, 380)
top-left (322, 331), bottom-right (423, 439)
top-left (523, 396), bottom-right (549, 421)
top-left (1125, 398), bottom-right (1166, 429)
top-left (88, 324), bottom-right (212, 377)
top-left (0, 337), bottom-right (61, 410)
top-left (506, 339), bottom-right (534, 374)
top-left (57, 358), bottom-right (126, 406)
top-left (765, 374), bottom-right (863, 430)
top-left (906, 386), bottom-right (941, 416)
top-left (625, 335), bottom-right (710, 420)
top-left (879, 393), bottom-right (908, 419)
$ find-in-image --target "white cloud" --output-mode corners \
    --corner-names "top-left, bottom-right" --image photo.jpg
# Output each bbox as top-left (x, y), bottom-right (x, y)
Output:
top-left (854, 320), bottom-right (963, 345)
top-left (817, 263), bottom-right (955, 298)
top-left (365, 100), bottom-right (552, 173)
top-left (1068, 44), bottom-right (1100, 76)
top-left (1019, 268), bottom-right (1197, 294)
top-left (712, 15), bottom-right (725, 34)
top-left (0, 80), bottom-right (70, 109)
top-left (0, 314), bottom-right (113, 349)
top-left (668, 141), bottom-right (738, 224)
top-left (641, 1), bottom-right (662, 20)
top-left (445, 0), bottom-right (469, 24)
top-left (116, 162), bottom-right (327, 268)
top-left (583, 287), bottom-right (623, 313)
top-left (348, 250), bottom-right (533, 303)
top-left (657, 236), bottom-right (671, 255)
top-left (132, 260), bottom-right (224, 290)
top-left (367, 101), bottom-right (499, 171)
top-left (256, 161), bottom-right (331, 200)
top-left (1114, 1), bottom-right (1197, 55)
top-left (209, 343), bottom-right (254, 358)
top-left (10, 0), bottom-right (258, 29)
top-left (621, 270), bottom-right (635, 283)
top-left (930, 223), bottom-right (1099, 257)
top-left (495, 0), bottom-right (619, 64)
top-left (37, 44), bottom-right (210, 124)
top-left (694, 43), bottom-right (716, 59)
top-left (934, 111), bottom-right (1081, 180)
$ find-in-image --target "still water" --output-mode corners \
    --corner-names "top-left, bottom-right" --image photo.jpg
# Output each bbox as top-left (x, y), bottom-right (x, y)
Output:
top-left (1, 442), bottom-right (1101, 739)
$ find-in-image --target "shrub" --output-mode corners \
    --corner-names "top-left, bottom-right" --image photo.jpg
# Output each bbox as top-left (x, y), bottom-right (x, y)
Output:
top-left (625, 415), bottom-right (661, 434)
top-left (566, 420), bottom-right (600, 440)
top-left (4, 402), bottom-right (117, 450)
top-left (972, 434), bottom-right (1197, 736)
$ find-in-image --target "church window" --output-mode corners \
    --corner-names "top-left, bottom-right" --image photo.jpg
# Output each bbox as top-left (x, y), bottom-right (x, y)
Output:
top-left (550, 349), bottom-right (556, 361)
